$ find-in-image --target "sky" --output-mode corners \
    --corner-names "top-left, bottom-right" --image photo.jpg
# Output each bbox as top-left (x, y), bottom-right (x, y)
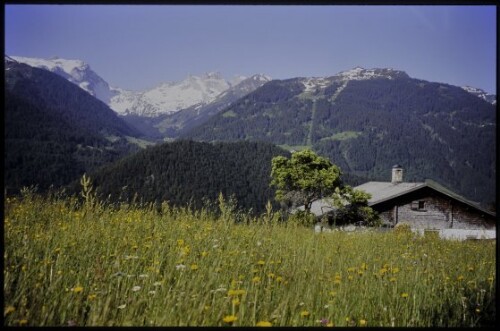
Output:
top-left (5, 5), bottom-right (497, 93)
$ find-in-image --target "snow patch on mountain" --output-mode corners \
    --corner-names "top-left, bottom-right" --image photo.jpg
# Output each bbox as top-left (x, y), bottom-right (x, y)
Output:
top-left (11, 55), bottom-right (117, 104)
top-left (302, 77), bottom-right (331, 92)
top-left (461, 86), bottom-right (496, 105)
top-left (336, 66), bottom-right (409, 81)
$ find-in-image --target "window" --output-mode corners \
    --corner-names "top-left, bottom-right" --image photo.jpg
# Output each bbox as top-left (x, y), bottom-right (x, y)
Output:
top-left (411, 200), bottom-right (426, 211)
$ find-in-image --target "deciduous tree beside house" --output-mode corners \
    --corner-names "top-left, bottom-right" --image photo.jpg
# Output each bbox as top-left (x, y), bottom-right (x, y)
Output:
top-left (270, 149), bottom-right (342, 215)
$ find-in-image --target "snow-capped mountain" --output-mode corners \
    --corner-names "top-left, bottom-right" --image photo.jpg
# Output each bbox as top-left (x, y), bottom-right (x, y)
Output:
top-left (11, 55), bottom-right (117, 104)
top-left (461, 86), bottom-right (496, 105)
top-left (336, 66), bottom-right (410, 81)
top-left (149, 73), bottom-right (273, 138)
top-left (11, 55), bottom-right (266, 117)
top-left (116, 72), bottom-right (234, 117)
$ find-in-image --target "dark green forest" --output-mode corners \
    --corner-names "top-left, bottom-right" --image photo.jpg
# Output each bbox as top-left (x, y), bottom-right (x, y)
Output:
top-left (183, 75), bottom-right (496, 206)
top-left (81, 140), bottom-right (290, 214)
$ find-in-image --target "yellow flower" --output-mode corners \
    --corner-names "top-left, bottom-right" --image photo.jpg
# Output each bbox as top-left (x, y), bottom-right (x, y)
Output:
top-left (19, 319), bottom-right (28, 326)
top-left (177, 239), bottom-right (185, 247)
top-left (232, 298), bottom-right (240, 306)
top-left (300, 310), bottom-right (310, 317)
top-left (190, 264), bottom-right (198, 271)
top-left (457, 275), bottom-right (464, 281)
top-left (4, 306), bottom-right (15, 316)
top-left (401, 292), bottom-right (409, 298)
top-left (87, 294), bottom-right (97, 300)
top-left (201, 251), bottom-right (208, 257)
top-left (257, 260), bottom-right (266, 265)
top-left (252, 276), bottom-right (261, 283)
top-left (276, 276), bottom-right (284, 283)
top-left (359, 319), bottom-right (367, 326)
top-left (389, 277), bottom-right (397, 282)
top-left (256, 321), bottom-right (272, 326)
top-left (222, 315), bottom-right (238, 323)
top-left (72, 286), bottom-right (84, 293)
top-left (228, 289), bottom-right (246, 296)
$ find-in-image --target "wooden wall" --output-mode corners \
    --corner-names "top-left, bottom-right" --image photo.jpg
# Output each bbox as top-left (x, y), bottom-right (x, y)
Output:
top-left (374, 188), bottom-right (495, 230)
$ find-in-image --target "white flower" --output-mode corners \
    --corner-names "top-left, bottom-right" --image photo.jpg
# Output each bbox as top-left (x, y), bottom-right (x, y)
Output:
top-left (257, 241), bottom-right (262, 246)
top-left (148, 290), bottom-right (156, 295)
top-left (153, 281), bottom-right (162, 287)
top-left (132, 286), bottom-right (141, 292)
top-left (175, 264), bottom-right (186, 270)
top-left (138, 274), bottom-right (149, 278)
top-left (117, 304), bottom-right (126, 309)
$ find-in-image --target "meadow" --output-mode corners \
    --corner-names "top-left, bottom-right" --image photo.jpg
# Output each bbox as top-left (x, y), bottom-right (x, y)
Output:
top-left (3, 188), bottom-right (496, 327)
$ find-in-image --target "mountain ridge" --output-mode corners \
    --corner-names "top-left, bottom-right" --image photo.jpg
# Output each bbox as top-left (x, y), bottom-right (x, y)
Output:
top-left (183, 68), bottom-right (496, 207)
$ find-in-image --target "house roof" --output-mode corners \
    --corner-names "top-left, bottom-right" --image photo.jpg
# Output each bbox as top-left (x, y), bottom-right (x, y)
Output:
top-left (301, 179), bottom-right (495, 218)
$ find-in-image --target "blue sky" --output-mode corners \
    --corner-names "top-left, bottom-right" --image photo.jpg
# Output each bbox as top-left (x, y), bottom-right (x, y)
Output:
top-left (5, 5), bottom-right (497, 93)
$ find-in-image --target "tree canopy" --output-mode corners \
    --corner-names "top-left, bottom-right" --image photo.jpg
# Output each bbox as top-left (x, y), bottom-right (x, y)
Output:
top-left (270, 149), bottom-right (342, 214)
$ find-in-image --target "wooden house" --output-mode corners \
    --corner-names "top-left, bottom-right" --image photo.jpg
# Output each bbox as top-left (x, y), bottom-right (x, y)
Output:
top-left (307, 165), bottom-right (496, 239)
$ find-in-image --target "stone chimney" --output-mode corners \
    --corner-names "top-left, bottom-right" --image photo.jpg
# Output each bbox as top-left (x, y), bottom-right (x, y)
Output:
top-left (391, 164), bottom-right (403, 184)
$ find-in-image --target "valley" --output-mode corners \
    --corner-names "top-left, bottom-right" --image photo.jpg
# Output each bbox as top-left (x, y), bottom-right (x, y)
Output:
top-left (5, 55), bottom-right (497, 210)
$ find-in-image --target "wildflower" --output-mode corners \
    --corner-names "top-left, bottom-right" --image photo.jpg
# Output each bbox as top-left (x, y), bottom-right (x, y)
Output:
top-left (359, 319), bottom-right (367, 326)
top-left (117, 304), bottom-right (126, 309)
top-left (391, 267), bottom-right (400, 274)
top-left (401, 292), bottom-right (409, 298)
top-left (177, 239), bottom-right (185, 247)
top-left (475, 308), bottom-right (481, 313)
top-left (19, 319), bottom-right (28, 326)
top-left (153, 281), bottom-right (162, 287)
top-left (228, 289), bottom-right (246, 296)
top-left (222, 315), bottom-right (238, 324)
top-left (256, 321), bottom-right (272, 327)
top-left (138, 274), bottom-right (149, 278)
top-left (175, 264), bottom-right (186, 271)
top-left (318, 318), bottom-right (329, 325)
top-left (4, 306), bottom-right (15, 316)
top-left (72, 286), bottom-right (84, 293)
top-left (257, 260), bottom-right (266, 265)
top-left (87, 294), bottom-right (97, 300)
top-left (201, 251), bottom-right (208, 257)
top-left (389, 277), bottom-right (397, 282)
top-left (232, 298), bottom-right (240, 306)
top-left (148, 291), bottom-right (156, 295)
top-left (132, 286), bottom-right (141, 292)
top-left (252, 276), bottom-right (261, 283)
top-left (457, 275), bottom-right (464, 281)
top-left (276, 276), bottom-right (284, 283)
top-left (190, 264), bottom-right (199, 271)
top-left (300, 310), bottom-right (310, 317)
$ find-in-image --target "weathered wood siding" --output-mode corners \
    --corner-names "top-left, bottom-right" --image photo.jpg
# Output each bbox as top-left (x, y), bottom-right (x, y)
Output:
top-left (374, 188), bottom-right (495, 230)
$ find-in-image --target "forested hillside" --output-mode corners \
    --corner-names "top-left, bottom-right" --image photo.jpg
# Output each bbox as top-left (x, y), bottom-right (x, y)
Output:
top-left (5, 60), bottom-right (144, 193)
top-left (183, 72), bottom-right (495, 206)
top-left (84, 140), bottom-right (290, 214)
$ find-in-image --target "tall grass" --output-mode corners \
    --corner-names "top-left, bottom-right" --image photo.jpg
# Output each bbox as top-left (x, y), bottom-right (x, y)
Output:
top-left (3, 191), bottom-right (495, 326)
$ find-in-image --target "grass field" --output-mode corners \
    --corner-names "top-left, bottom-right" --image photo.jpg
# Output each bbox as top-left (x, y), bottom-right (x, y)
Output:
top-left (3, 191), bottom-right (496, 326)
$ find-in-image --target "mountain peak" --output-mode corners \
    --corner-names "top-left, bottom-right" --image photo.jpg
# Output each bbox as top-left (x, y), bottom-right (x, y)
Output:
top-left (337, 67), bottom-right (409, 81)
